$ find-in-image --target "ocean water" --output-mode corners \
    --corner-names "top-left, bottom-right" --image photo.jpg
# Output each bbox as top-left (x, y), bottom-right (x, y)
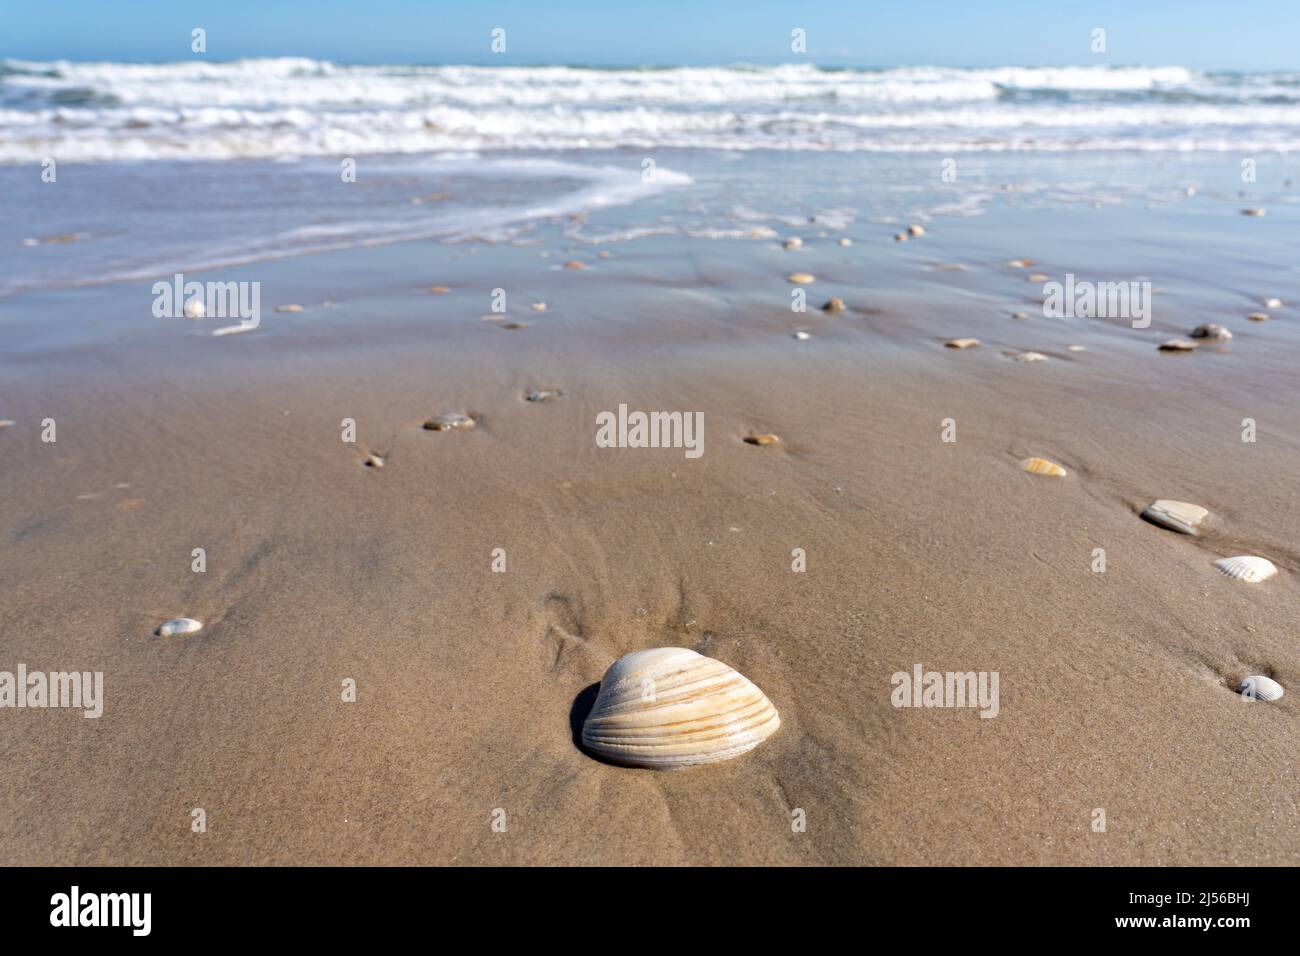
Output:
top-left (3, 60), bottom-right (1299, 299)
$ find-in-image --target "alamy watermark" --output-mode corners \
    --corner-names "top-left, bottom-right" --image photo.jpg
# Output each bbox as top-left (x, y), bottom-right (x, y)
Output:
top-left (890, 663), bottom-right (999, 718)
top-left (596, 404), bottom-right (703, 459)
top-left (1, 664), bottom-right (103, 718)
top-left (1042, 274), bottom-right (1151, 329)
top-left (152, 272), bottom-right (261, 330)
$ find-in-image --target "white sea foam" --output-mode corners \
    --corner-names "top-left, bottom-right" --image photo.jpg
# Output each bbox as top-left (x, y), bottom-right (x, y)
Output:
top-left (4, 60), bottom-right (1300, 161)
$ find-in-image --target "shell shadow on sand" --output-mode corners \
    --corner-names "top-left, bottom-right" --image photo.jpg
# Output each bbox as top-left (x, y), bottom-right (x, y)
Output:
top-left (569, 682), bottom-right (602, 755)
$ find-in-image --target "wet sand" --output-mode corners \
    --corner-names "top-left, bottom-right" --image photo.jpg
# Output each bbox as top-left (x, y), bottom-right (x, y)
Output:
top-left (1, 180), bottom-right (1298, 865)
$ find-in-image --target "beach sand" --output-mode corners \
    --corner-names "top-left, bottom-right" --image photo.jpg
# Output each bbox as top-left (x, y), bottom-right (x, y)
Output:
top-left (1, 153), bottom-right (1298, 866)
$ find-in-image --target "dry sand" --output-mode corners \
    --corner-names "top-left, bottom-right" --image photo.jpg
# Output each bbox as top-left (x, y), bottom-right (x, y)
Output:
top-left (1, 232), bottom-right (1297, 866)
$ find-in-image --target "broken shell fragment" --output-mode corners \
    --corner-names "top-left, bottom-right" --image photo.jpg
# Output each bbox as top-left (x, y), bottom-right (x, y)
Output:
top-left (1021, 457), bottom-right (1068, 477)
top-left (787, 272), bottom-right (815, 284)
top-left (1190, 323), bottom-right (1231, 340)
top-left (1239, 675), bottom-right (1284, 702)
top-left (157, 617), bottom-right (202, 637)
top-left (1158, 338), bottom-right (1198, 351)
top-left (1214, 555), bottom-right (1278, 583)
top-left (744, 434), bottom-right (780, 446)
top-left (945, 338), bottom-right (980, 349)
top-left (1141, 499), bottom-right (1209, 535)
top-left (580, 647), bottom-right (780, 770)
top-left (424, 413), bottom-right (476, 432)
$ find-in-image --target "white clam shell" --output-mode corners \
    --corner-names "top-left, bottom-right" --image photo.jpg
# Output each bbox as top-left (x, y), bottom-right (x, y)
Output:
top-left (1141, 499), bottom-right (1209, 535)
top-left (1239, 675), bottom-right (1284, 702)
top-left (581, 647), bottom-right (780, 770)
top-left (157, 617), bottom-right (202, 637)
top-left (1214, 555), bottom-right (1278, 583)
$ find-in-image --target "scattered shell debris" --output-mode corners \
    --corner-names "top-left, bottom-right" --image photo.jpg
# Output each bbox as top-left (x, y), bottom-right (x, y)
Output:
top-left (1141, 499), bottom-right (1209, 535)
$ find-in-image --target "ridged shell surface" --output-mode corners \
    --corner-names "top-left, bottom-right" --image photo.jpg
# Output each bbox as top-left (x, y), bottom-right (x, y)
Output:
top-left (1239, 675), bottom-right (1284, 702)
top-left (581, 647), bottom-right (780, 770)
top-left (1214, 555), bottom-right (1278, 583)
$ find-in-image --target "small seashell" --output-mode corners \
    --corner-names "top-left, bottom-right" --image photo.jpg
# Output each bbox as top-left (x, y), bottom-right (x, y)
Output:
top-left (1247, 312), bottom-right (1270, 322)
top-left (563, 260), bottom-right (587, 270)
top-left (1027, 273), bottom-right (1050, 283)
top-left (945, 338), bottom-right (980, 349)
top-left (275, 304), bottom-right (304, 313)
top-left (1011, 311), bottom-right (1029, 320)
top-left (580, 647), bottom-right (780, 770)
top-left (530, 302), bottom-right (547, 312)
top-left (0, 419), bottom-right (14, 427)
top-left (426, 285), bottom-right (450, 294)
top-left (211, 322), bottom-right (258, 336)
top-left (1141, 499), bottom-right (1209, 535)
top-left (787, 272), bottom-right (815, 284)
top-left (907, 224), bottom-right (925, 237)
top-left (526, 389), bottom-right (563, 402)
top-left (821, 297), bottom-right (845, 313)
top-left (792, 330), bottom-right (811, 340)
top-left (893, 232), bottom-right (908, 242)
top-left (1238, 675), bottom-right (1284, 702)
top-left (183, 297), bottom-right (206, 319)
top-left (1013, 351), bottom-right (1047, 363)
top-left (838, 237), bottom-right (852, 246)
top-left (157, 617), bottom-right (202, 637)
top-left (1241, 207), bottom-right (1266, 217)
top-left (424, 413), bottom-right (476, 432)
top-left (1158, 338), bottom-right (1198, 351)
top-left (782, 237), bottom-right (803, 250)
top-left (1066, 344), bottom-right (1086, 352)
top-left (363, 453), bottom-right (384, 469)
top-left (745, 434), bottom-right (780, 446)
top-left (503, 321), bottom-right (528, 330)
top-left (1021, 457), bottom-right (1067, 476)
top-left (1190, 323), bottom-right (1231, 340)
top-left (1263, 297), bottom-right (1283, 309)
top-left (1006, 258), bottom-right (1035, 268)
top-left (1214, 555), bottom-right (1277, 583)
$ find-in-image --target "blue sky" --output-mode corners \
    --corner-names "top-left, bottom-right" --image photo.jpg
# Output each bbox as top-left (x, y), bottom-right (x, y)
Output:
top-left (4, 0), bottom-right (1298, 69)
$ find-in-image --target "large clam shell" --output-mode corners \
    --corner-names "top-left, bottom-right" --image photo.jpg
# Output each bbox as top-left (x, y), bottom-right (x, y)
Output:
top-left (581, 647), bottom-right (780, 770)
top-left (1141, 499), bottom-right (1209, 535)
top-left (1214, 555), bottom-right (1278, 583)
top-left (1239, 675), bottom-right (1284, 702)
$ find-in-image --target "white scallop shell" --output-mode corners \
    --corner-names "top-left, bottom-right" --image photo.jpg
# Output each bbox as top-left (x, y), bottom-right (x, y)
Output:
top-left (1239, 675), bottom-right (1284, 702)
top-left (157, 617), bottom-right (202, 637)
top-left (1141, 499), bottom-right (1209, 535)
top-left (1214, 555), bottom-right (1278, 583)
top-left (581, 647), bottom-right (780, 770)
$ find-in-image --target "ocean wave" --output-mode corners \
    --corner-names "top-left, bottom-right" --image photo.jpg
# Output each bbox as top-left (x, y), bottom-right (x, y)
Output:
top-left (3, 60), bottom-right (1300, 160)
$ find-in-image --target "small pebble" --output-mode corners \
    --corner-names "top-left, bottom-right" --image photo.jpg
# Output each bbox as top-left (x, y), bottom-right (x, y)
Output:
top-left (1190, 323), bottom-right (1231, 340)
